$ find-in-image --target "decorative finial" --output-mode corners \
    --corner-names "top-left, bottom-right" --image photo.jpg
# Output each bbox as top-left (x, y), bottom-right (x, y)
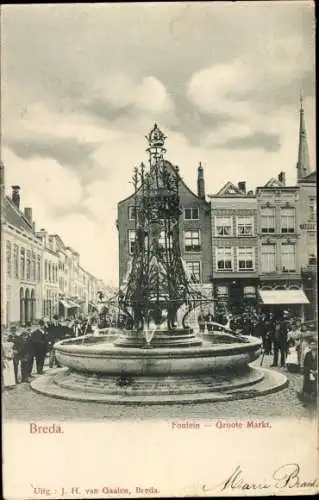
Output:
top-left (300, 91), bottom-right (304, 110)
top-left (146, 123), bottom-right (166, 148)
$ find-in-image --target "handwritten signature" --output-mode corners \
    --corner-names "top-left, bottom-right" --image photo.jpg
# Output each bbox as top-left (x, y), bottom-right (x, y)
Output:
top-left (202, 464), bottom-right (319, 492)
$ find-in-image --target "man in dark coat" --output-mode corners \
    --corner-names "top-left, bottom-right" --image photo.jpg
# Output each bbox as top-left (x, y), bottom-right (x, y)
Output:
top-left (47, 315), bottom-right (62, 368)
top-left (270, 315), bottom-right (289, 368)
top-left (197, 309), bottom-right (206, 333)
top-left (9, 327), bottom-right (33, 383)
top-left (205, 311), bottom-right (214, 332)
top-left (30, 319), bottom-right (49, 375)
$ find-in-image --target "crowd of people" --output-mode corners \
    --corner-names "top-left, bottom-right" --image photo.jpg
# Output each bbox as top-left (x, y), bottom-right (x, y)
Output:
top-left (197, 305), bottom-right (317, 399)
top-left (1, 315), bottom-right (95, 388)
top-left (2, 307), bottom-right (317, 400)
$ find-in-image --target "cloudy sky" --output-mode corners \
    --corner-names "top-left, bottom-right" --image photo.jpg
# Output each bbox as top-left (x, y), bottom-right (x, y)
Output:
top-left (1, 2), bottom-right (315, 285)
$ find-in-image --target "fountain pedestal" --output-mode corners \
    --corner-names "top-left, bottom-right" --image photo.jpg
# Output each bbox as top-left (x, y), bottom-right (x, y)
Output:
top-left (113, 328), bottom-right (202, 348)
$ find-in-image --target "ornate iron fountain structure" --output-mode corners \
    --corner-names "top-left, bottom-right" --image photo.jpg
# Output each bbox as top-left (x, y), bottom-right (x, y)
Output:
top-left (119, 124), bottom-right (202, 333)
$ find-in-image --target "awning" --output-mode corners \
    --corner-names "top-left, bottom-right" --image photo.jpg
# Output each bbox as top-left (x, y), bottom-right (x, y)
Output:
top-left (59, 299), bottom-right (80, 309)
top-left (68, 300), bottom-right (81, 308)
top-left (258, 289), bottom-right (310, 305)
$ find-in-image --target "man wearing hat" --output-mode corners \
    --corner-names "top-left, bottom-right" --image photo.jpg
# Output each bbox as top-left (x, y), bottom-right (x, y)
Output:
top-left (30, 319), bottom-right (49, 375)
top-left (270, 313), bottom-right (289, 368)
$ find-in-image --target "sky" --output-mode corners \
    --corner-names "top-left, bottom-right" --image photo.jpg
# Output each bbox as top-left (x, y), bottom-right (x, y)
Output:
top-left (1, 2), bottom-right (315, 286)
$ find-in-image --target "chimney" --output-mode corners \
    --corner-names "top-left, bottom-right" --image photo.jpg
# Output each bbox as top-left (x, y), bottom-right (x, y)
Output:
top-left (278, 171), bottom-right (286, 186)
top-left (24, 207), bottom-right (33, 224)
top-left (197, 162), bottom-right (205, 199)
top-left (11, 185), bottom-right (21, 209)
top-left (32, 222), bottom-right (36, 231)
top-left (238, 181), bottom-right (246, 194)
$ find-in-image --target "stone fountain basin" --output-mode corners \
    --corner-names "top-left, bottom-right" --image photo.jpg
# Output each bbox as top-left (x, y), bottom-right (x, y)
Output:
top-left (54, 333), bottom-right (262, 376)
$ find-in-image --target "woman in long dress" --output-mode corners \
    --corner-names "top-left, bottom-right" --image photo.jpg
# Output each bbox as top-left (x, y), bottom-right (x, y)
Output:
top-left (302, 340), bottom-right (317, 398)
top-left (2, 333), bottom-right (16, 389)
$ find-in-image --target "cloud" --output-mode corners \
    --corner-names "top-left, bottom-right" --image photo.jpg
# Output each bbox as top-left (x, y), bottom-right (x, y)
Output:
top-left (7, 135), bottom-right (99, 168)
top-left (215, 132), bottom-right (281, 153)
top-left (1, 3), bottom-right (315, 285)
top-left (3, 147), bottom-right (82, 214)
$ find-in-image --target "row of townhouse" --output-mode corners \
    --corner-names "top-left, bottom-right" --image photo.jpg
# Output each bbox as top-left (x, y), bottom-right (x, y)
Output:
top-left (117, 102), bottom-right (316, 321)
top-left (1, 172), bottom-right (108, 327)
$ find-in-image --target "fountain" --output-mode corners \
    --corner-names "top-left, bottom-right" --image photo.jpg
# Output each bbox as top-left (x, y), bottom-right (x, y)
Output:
top-left (31, 125), bottom-right (288, 404)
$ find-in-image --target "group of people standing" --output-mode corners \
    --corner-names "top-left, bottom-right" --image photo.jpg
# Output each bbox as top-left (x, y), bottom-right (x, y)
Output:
top-left (197, 305), bottom-right (317, 399)
top-left (2, 315), bottom-right (94, 389)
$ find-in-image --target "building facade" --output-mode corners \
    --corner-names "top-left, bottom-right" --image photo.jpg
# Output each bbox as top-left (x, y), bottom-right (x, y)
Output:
top-left (209, 181), bottom-right (258, 313)
top-left (1, 164), bottom-right (107, 327)
top-left (256, 173), bottom-right (309, 317)
top-left (298, 172), bottom-right (317, 320)
top-left (117, 126), bottom-right (212, 295)
top-left (2, 185), bottom-right (44, 325)
top-left (295, 98), bottom-right (317, 320)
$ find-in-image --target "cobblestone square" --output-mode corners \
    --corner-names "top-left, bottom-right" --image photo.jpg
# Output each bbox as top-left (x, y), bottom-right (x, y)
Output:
top-left (3, 355), bottom-right (316, 422)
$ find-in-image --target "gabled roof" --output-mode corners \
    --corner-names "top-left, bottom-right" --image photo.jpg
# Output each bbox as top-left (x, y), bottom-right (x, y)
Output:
top-left (263, 177), bottom-right (285, 188)
top-left (3, 196), bottom-right (36, 236)
top-left (118, 160), bottom-right (208, 205)
top-left (299, 170), bottom-right (316, 184)
top-left (214, 181), bottom-right (245, 197)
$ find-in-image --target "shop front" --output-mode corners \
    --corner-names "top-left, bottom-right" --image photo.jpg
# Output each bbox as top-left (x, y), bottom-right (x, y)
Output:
top-left (59, 299), bottom-right (81, 319)
top-left (214, 279), bottom-right (258, 315)
top-left (258, 288), bottom-right (310, 320)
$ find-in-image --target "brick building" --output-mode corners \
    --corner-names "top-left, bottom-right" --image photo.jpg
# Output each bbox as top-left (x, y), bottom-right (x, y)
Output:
top-left (117, 126), bottom-right (212, 295)
top-left (1, 163), bottom-right (107, 327)
top-left (209, 181), bottom-right (258, 313)
top-left (256, 173), bottom-right (309, 317)
top-left (296, 98), bottom-right (317, 320)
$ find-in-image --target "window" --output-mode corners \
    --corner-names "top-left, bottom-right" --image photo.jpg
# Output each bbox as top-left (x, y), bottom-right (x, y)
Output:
top-left (6, 241), bottom-right (12, 277)
top-left (45, 260), bottom-right (48, 280)
top-left (261, 244), bottom-right (276, 273)
top-left (32, 252), bottom-right (36, 281)
top-left (281, 243), bottom-right (296, 272)
top-left (128, 206), bottom-right (137, 220)
top-left (281, 208), bottom-right (295, 233)
top-left (215, 217), bottom-right (232, 236)
top-left (244, 286), bottom-right (256, 297)
top-left (237, 248), bottom-right (254, 270)
top-left (26, 250), bottom-right (31, 280)
top-left (308, 254), bottom-right (317, 265)
top-left (309, 199), bottom-right (316, 221)
top-left (216, 247), bottom-right (233, 271)
top-left (20, 248), bottom-right (25, 279)
top-left (184, 230), bottom-right (201, 252)
top-left (184, 208), bottom-right (199, 220)
top-left (237, 216), bottom-right (253, 236)
top-left (217, 285), bottom-right (229, 296)
top-left (128, 230), bottom-right (136, 255)
top-left (14, 245), bottom-right (19, 278)
top-left (261, 208), bottom-right (275, 233)
top-left (48, 262), bottom-right (52, 282)
top-left (37, 255), bottom-right (41, 281)
top-left (186, 261), bottom-right (201, 282)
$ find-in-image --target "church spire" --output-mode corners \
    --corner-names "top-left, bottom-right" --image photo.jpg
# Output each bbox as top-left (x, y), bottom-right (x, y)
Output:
top-left (296, 93), bottom-right (311, 182)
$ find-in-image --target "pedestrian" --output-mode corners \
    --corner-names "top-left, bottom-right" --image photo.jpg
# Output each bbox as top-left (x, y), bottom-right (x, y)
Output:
top-left (197, 308), bottom-right (206, 333)
top-left (301, 340), bottom-right (317, 398)
top-left (1, 332), bottom-right (16, 389)
top-left (30, 319), bottom-right (49, 375)
top-left (270, 315), bottom-right (289, 368)
top-left (205, 310), bottom-right (214, 332)
top-left (263, 313), bottom-right (274, 355)
top-left (47, 315), bottom-right (62, 368)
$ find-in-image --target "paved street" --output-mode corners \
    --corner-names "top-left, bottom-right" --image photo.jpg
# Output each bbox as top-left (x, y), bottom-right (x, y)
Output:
top-left (3, 354), bottom-right (316, 422)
